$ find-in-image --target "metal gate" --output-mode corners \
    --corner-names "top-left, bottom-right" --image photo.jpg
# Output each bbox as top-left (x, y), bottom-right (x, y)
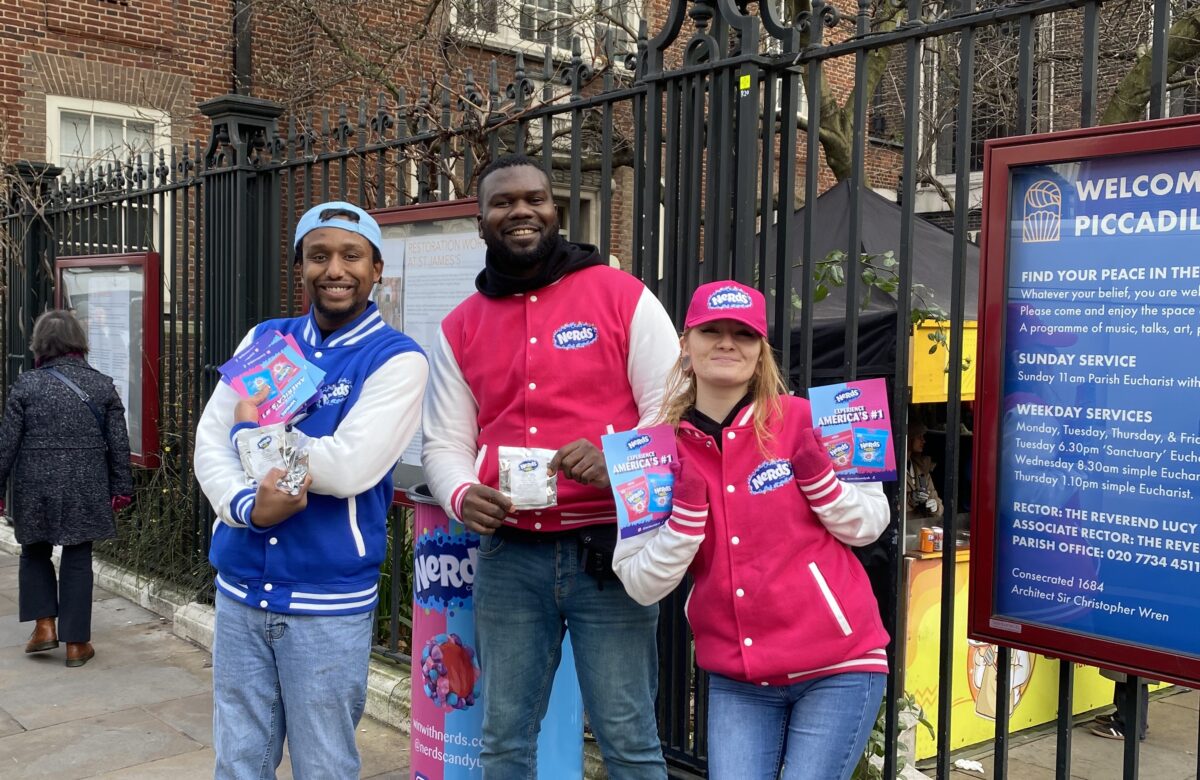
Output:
top-left (3, 1), bottom-right (1198, 776)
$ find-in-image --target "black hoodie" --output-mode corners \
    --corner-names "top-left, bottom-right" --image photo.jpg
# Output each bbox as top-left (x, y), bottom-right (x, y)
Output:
top-left (475, 236), bottom-right (606, 298)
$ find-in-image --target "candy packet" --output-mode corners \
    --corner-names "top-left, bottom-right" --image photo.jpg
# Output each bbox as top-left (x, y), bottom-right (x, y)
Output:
top-left (497, 447), bottom-right (558, 510)
top-left (234, 424), bottom-right (312, 496)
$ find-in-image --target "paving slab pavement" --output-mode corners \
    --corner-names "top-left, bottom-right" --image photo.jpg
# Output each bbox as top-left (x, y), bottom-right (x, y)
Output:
top-left (0, 547), bottom-right (411, 778)
top-left (943, 688), bottom-right (1199, 779)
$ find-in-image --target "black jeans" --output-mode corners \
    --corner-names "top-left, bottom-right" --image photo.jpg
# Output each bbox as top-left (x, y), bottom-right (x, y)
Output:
top-left (18, 541), bottom-right (94, 643)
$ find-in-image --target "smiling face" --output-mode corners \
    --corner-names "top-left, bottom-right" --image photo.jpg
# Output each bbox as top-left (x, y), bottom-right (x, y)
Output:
top-left (299, 226), bottom-right (382, 332)
top-left (477, 164), bottom-right (560, 273)
top-left (682, 319), bottom-right (763, 394)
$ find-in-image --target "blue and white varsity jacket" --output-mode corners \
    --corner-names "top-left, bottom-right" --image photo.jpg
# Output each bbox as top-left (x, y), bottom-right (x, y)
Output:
top-left (194, 304), bottom-right (427, 616)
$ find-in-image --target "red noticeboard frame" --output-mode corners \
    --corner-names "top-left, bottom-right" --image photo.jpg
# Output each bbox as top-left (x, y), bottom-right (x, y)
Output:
top-left (368, 198), bottom-right (480, 508)
top-left (54, 252), bottom-right (162, 469)
top-left (970, 114), bottom-right (1200, 688)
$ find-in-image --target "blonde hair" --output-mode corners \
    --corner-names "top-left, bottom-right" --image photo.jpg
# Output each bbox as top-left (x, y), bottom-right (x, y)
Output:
top-left (659, 330), bottom-right (789, 448)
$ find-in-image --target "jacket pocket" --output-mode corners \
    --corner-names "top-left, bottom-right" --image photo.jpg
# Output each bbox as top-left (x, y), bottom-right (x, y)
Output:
top-left (808, 561), bottom-right (853, 637)
top-left (348, 497), bottom-right (366, 557)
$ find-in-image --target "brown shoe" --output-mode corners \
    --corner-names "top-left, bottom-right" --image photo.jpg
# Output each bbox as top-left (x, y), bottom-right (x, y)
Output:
top-left (65, 642), bottom-right (94, 668)
top-left (24, 617), bottom-right (58, 654)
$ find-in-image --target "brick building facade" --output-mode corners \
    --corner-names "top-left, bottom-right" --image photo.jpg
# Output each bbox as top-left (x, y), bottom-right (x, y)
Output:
top-left (0, 0), bottom-right (904, 265)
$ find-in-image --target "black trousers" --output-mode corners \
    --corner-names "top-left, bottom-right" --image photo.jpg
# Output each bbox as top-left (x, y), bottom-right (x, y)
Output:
top-left (18, 541), bottom-right (94, 643)
top-left (1113, 678), bottom-right (1150, 738)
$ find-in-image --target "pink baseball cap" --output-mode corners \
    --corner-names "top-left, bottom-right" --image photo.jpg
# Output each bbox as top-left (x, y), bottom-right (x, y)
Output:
top-left (684, 281), bottom-right (768, 338)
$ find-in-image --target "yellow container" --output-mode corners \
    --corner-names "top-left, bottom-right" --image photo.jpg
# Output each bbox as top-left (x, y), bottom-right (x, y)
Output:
top-left (909, 320), bottom-right (978, 404)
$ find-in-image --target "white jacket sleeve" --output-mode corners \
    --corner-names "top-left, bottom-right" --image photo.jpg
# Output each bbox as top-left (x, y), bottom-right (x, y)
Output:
top-left (303, 351), bottom-right (428, 498)
top-left (612, 500), bottom-right (709, 606)
top-left (627, 288), bottom-right (681, 426)
top-left (421, 329), bottom-right (482, 518)
top-left (805, 479), bottom-right (890, 547)
top-left (194, 330), bottom-right (257, 528)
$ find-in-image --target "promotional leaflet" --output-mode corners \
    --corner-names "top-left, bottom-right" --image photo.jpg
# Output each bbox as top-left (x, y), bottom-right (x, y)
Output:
top-left (993, 146), bottom-right (1200, 658)
top-left (218, 330), bottom-right (326, 426)
top-left (808, 378), bottom-right (897, 482)
top-left (602, 425), bottom-right (678, 540)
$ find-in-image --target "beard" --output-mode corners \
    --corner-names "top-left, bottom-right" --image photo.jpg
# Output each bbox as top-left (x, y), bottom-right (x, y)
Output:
top-left (481, 221), bottom-right (562, 274)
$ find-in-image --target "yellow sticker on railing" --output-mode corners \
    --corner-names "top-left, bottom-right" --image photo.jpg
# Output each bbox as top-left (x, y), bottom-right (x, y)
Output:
top-left (739, 74), bottom-right (752, 91)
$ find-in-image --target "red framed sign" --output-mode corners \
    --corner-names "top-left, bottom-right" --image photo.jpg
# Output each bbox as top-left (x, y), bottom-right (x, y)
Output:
top-left (970, 115), bottom-right (1200, 687)
top-left (367, 199), bottom-right (484, 503)
top-left (55, 252), bottom-right (161, 468)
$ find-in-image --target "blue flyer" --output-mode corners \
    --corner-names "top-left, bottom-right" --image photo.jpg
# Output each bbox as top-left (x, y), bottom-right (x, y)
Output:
top-left (808, 378), bottom-right (896, 482)
top-left (601, 425), bottom-right (678, 540)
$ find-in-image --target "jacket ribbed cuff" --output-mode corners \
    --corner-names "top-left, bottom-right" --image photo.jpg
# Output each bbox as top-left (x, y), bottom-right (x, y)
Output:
top-left (229, 421), bottom-right (257, 443)
top-left (667, 500), bottom-right (709, 536)
top-left (230, 487), bottom-right (266, 531)
top-left (796, 467), bottom-right (843, 508)
top-left (450, 482), bottom-right (473, 520)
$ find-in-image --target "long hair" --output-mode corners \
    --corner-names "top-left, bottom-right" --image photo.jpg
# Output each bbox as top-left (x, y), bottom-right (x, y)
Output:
top-left (659, 330), bottom-right (789, 449)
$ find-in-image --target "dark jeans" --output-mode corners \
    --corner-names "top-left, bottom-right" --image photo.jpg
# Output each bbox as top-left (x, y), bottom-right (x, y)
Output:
top-left (1113, 679), bottom-right (1149, 738)
top-left (18, 541), bottom-right (94, 643)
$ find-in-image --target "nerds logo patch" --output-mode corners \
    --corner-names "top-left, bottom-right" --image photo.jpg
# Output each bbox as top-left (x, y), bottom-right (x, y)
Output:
top-left (553, 322), bottom-right (598, 350)
top-left (318, 378), bottom-right (353, 407)
top-left (707, 286), bottom-right (753, 310)
top-left (748, 459), bottom-right (794, 494)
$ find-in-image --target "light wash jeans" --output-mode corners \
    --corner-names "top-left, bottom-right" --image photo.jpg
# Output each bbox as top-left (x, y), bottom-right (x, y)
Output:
top-left (473, 531), bottom-right (666, 780)
top-left (706, 671), bottom-right (885, 780)
top-left (212, 592), bottom-right (374, 780)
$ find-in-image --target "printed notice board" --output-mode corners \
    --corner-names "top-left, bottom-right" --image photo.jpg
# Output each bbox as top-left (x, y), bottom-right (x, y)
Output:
top-left (372, 200), bottom-right (486, 494)
top-left (970, 115), bottom-right (1200, 686)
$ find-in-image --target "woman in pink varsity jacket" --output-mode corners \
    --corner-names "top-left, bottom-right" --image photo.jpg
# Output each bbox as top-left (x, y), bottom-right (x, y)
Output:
top-left (613, 280), bottom-right (891, 780)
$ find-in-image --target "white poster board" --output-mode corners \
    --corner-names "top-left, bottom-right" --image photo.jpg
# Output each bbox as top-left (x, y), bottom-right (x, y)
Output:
top-left (376, 213), bottom-right (486, 488)
top-left (58, 263), bottom-right (146, 460)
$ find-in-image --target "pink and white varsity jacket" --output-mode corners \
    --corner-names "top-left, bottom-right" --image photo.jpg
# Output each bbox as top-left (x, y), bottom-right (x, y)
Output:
top-left (422, 264), bottom-right (679, 531)
top-left (613, 394), bottom-right (891, 685)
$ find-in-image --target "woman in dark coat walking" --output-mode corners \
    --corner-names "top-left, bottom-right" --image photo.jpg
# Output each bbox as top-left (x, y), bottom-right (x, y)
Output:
top-left (0, 310), bottom-right (133, 667)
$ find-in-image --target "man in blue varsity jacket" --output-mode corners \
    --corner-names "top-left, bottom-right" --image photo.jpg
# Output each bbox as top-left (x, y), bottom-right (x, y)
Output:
top-left (194, 202), bottom-right (427, 779)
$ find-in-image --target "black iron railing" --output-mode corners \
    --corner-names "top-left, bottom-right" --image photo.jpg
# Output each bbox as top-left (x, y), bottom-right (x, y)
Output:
top-left (2, 2), bottom-right (1198, 776)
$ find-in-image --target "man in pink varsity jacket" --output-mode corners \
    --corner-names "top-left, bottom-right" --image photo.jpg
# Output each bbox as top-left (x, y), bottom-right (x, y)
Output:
top-left (421, 154), bottom-right (678, 778)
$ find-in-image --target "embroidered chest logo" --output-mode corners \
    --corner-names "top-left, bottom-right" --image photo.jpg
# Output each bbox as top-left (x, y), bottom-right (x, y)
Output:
top-left (318, 378), bottom-right (354, 407)
top-left (748, 459), bottom-right (794, 494)
top-left (707, 286), bottom-right (753, 310)
top-left (553, 322), bottom-right (599, 350)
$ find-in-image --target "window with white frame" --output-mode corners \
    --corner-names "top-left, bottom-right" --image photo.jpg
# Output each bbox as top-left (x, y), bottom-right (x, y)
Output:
top-left (46, 96), bottom-right (174, 306)
top-left (453, 0), bottom-right (638, 60)
top-left (47, 97), bottom-right (169, 177)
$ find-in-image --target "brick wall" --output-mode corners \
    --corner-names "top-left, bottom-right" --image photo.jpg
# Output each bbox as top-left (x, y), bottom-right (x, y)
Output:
top-left (0, 0), bottom-right (233, 163)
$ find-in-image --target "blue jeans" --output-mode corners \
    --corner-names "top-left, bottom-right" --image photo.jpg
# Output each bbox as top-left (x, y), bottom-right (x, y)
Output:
top-left (474, 531), bottom-right (666, 780)
top-left (706, 672), bottom-right (885, 780)
top-left (212, 592), bottom-right (374, 779)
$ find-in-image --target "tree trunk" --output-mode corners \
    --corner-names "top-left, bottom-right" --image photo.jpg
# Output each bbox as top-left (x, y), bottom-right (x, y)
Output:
top-left (1100, 7), bottom-right (1200, 125)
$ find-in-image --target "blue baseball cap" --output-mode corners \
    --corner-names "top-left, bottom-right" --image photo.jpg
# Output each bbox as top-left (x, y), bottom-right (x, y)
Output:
top-left (293, 201), bottom-right (383, 257)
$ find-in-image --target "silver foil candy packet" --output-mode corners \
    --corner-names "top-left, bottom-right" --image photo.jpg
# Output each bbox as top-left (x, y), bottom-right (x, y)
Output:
top-left (235, 423), bottom-right (311, 496)
top-left (498, 446), bottom-right (558, 510)
top-left (276, 438), bottom-right (310, 496)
